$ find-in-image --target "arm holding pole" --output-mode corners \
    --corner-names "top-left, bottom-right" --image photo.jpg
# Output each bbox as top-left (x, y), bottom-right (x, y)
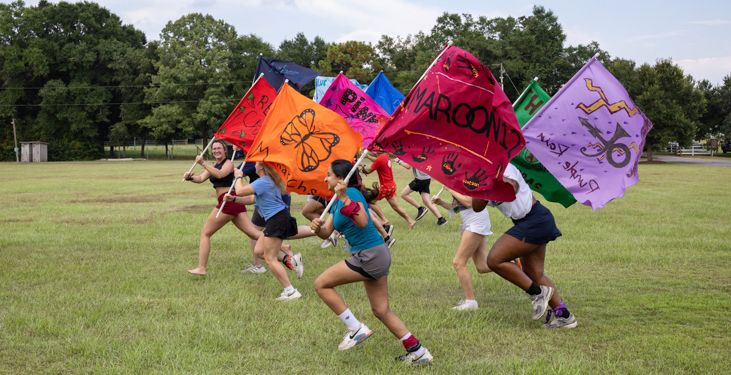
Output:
top-left (310, 150), bottom-right (371, 233)
top-left (183, 137), bottom-right (216, 182)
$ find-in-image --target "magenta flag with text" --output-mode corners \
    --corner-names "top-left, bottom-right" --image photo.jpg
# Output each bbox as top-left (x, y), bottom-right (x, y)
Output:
top-left (521, 57), bottom-right (653, 210)
top-left (319, 73), bottom-right (389, 149)
top-left (369, 46), bottom-right (524, 201)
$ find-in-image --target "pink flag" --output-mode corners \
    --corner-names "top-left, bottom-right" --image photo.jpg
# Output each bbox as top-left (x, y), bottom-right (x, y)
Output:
top-left (320, 73), bottom-right (389, 149)
top-left (369, 46), bottom-right (524, 202)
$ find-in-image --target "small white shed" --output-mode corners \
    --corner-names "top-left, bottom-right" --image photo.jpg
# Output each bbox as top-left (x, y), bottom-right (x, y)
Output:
top-left (20, 141), bottom-right (48, 162)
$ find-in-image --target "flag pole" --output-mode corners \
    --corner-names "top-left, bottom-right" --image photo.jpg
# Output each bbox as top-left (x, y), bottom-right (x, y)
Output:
top-left (183, 137), bottom-right (215, 182)
top-left (311, 150), bottom-right (371, 233)
top-left (216, 161), bottom-right (246, 218)
top-left (512, 77), bottom-right (540, 108)
top-left (185, 73), bottom-right (266, 182)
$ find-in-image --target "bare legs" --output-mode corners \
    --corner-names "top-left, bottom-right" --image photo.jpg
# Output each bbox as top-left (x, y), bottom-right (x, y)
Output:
top-left (369, 203), bottom-right (389, 224)
top-left (486, 234), bottom-right (562, 308)
top-left (314, 261), bottom-right (409, 339)
top-left (452, 230), bottom-right (491, 301)
top-left (254, 235), bottom-right (291, 288)
top-left (399, 187), bottom-right (444, 220)
top-left (187, 208), bottom-right (234, 275)
top-left (386, 196), bottom-right (416, 229)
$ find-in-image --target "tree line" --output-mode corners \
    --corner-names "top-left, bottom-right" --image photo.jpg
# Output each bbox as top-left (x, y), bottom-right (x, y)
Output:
top-left (1, 1), bottom-right (729, 161)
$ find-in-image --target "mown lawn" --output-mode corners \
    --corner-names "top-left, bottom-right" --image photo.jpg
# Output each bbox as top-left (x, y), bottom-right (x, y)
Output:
top-left (0, 160), bottom-right (729, 374)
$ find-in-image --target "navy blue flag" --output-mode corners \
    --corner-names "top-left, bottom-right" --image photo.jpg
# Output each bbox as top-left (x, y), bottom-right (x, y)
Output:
top-left (365, 71), bottom-right (405, 115)
top-left (255, 56), bottom-right (321, 92)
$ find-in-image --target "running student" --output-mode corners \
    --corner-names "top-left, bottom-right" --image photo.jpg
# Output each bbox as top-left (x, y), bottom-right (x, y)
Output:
top-left (183, 140), bottom-right (271, 276)
top-left (309, 159), bottom-right (433, 365)
top-left (395, 158), bottom-right (447, 226)
top-left (432, 188), bottom-right (493, 310)
top-left (472, 164), bottom-right (577, 328)
top-left (361, 152), bottom-right (416, 229)
top-left (224, 162), bottom-right (312, 301)
top-left (229, 146), bottom-right (302, 276)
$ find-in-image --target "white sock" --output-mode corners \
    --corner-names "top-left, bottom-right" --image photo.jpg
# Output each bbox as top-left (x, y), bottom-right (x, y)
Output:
top-left (399, 333), bottom-right (425, 356)
top-left (283, 285), bottom-right (295, 294)
top-left (338, 308), bottom-right (361, 331)
top-left (466, 299), bottom-right (477, 305)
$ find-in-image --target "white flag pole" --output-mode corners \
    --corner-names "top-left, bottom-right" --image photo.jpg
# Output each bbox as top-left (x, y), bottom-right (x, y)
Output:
top-left (216, 161), bottom-right (246, 219)
top-left (214, 73), bottom-right (274, 216)
top-left (183, 137), bottom-right (215, 182)
top-left (436, 186), bottom-right (445, 198)
top-left (512, 77), bottom-right (540, 108)
top-left (311, 150), bottom-right (371, 233)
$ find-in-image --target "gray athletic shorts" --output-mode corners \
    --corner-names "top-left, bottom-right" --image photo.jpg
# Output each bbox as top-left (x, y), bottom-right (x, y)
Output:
top-left (344, 243), bottom-right (391, 280)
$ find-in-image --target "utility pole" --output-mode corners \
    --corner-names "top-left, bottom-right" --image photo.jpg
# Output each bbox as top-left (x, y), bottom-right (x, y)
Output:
top-left (500, 63), bottom-right (504, 90)
top-left (12, 118), bottom-right (19, 162)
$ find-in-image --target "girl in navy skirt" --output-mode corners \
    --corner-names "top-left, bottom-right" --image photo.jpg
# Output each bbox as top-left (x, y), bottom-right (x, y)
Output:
top-left (473, 164), bottom-right (577, 328)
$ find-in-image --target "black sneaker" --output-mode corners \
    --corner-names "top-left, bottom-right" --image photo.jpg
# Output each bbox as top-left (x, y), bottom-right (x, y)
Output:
top-left (415, 207), bottom-right (428, 221)
top-left (385, 236), bottom-right (396, 249)
top-left (437, 217), bottom-right (447, 226)
top-left (383, 224), bottom-right (394, 237)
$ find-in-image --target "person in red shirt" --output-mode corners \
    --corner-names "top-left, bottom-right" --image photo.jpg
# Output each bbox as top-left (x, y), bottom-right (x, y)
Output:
top-left (361, 153), bottom-right (416, 229)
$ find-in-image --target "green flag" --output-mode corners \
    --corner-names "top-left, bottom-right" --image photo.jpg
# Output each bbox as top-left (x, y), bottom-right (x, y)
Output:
top-left (511, 80), bottom-right (576, 208)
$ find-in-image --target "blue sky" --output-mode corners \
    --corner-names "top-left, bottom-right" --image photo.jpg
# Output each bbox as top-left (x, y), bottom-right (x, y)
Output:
top-left (16, 0), bottom-right (731, 85)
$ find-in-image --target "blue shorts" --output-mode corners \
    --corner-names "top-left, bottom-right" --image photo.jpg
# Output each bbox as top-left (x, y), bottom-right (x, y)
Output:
top-left (505, 201), bottom-right (562, 245)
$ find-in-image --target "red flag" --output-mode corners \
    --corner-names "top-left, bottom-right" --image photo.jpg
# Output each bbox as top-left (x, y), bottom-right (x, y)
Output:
top-left (369, 46), bottom-right (525, 201)
top-left (246, 85), bottom-right (363, 197)
top-left (215, 77), bottom-right (278, 153)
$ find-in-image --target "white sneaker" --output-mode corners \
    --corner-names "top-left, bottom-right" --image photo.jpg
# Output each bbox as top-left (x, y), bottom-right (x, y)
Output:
top-left (275, 289), bottom-right (301, 301)
top-left (529, 285), bottom-right (554, 320)
top-left (396, 348), bottom-right (434, 365)
top-left (241, 264), bottom-right (267, 274)
top-left (293, 253), bottom-right (304, 279)
top-left (320, 231), bottom-right (339, 248)
top-left (452, 300), bottom-right (478, 311)
top-left (337, 323), bottom-right (373, 351)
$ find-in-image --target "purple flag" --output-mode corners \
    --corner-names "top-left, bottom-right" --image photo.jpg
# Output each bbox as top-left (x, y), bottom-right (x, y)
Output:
top-left (521, 57), bottom-right (653, 210)
top-left (320, 73), bottom-right (390, 149)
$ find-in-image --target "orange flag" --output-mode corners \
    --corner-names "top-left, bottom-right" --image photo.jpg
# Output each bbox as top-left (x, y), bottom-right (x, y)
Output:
top-left (246, 85), bottom-right (363, 197)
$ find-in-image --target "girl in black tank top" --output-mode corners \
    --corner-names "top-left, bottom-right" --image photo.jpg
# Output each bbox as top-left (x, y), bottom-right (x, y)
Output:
top-left (182, 140), bottom-right (304, 277)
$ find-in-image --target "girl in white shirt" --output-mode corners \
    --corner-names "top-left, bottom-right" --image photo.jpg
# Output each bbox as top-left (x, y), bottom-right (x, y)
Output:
top-left (473, 164), bottom-right (577, 329)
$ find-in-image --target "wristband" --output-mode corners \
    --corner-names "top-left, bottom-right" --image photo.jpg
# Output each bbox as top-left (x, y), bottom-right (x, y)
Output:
top-left (186, 176), bottom-right (193, 181)
top-left (233, 196), bottom-right (237, 203)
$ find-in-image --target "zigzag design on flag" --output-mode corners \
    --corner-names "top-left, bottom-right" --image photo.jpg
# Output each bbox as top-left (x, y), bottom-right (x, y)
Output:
top-left (586, 141), bottom-right (639, 161)
top-left (577, 79), bottom-right (639, 117)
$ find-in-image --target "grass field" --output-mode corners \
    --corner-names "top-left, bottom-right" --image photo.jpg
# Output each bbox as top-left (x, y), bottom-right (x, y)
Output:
top-left (1, 160), bottom-right (729, 374)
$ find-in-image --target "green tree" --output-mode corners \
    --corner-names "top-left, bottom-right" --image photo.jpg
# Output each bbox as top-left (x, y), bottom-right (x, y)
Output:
top-left (0, 0), bottom-right (147, 161)
top-left (109, 41), bottom-right (159, 157)
top-left (276, 33), bottom-right (326, 96)
top-left (632, 59), bottom-right (705, 161)
top-left (317, 41), bottom-right (382, 84)
top-left (141, 13), bottom-right (239, 153)
top-left (717, 75), bottom-right (731, 142)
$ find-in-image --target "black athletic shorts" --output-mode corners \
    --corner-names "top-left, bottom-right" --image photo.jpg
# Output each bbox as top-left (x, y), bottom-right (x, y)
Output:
top-left (252, 207), bottom-right (266, 227)
top-left (407, 178), bottom-right (431, 194)
top-left (263, 209), bottom-right (298, 239)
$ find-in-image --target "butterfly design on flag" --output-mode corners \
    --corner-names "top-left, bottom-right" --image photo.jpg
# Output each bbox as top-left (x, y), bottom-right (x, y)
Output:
top-left (280, 109), bottom-right (341, 172)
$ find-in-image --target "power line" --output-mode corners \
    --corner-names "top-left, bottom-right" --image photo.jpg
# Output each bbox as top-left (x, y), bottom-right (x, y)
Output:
top-left (0, 81), bottom-right (251, 90)
top-left (0, 98), bottom-right (242, 107)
